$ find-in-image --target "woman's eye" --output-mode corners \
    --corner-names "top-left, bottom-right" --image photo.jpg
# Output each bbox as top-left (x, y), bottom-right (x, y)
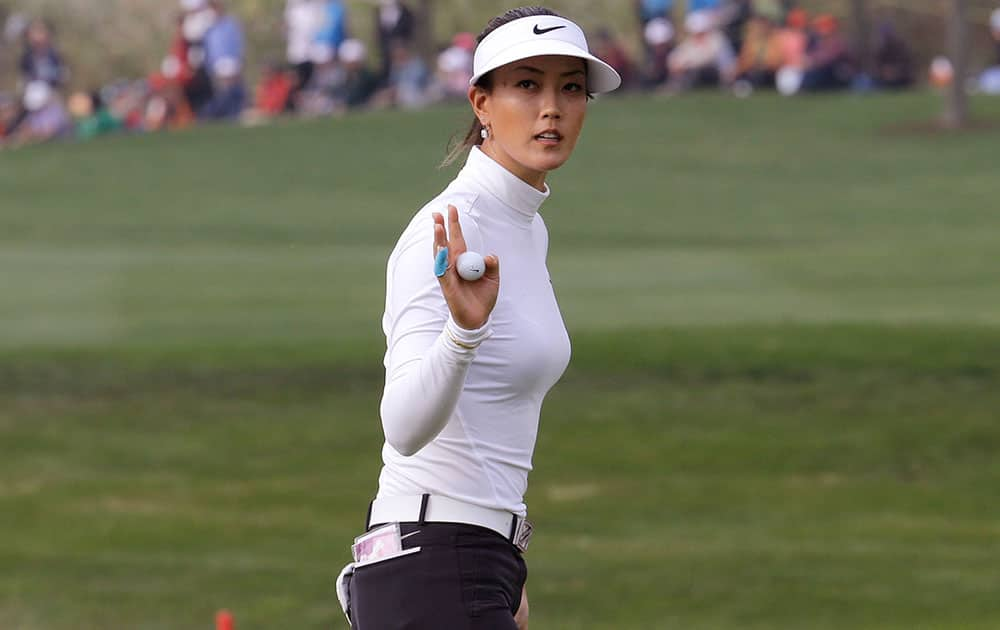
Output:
top-left (517, 79), bottom-right (536, 89)
top-left (564, 82), bottom-right (583, 93)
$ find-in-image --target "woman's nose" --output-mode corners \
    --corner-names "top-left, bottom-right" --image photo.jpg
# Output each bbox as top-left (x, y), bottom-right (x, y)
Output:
top-left (540, 90), bottom-right (562, 119)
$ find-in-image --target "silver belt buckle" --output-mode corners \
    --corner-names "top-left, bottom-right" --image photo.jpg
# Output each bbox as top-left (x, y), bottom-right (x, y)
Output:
top-left (512, 517), bottom-right (533, 552)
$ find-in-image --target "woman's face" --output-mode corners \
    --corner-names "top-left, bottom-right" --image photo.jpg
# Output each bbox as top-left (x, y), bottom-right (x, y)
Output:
top-left (472, 55), bottom-right (588, 190)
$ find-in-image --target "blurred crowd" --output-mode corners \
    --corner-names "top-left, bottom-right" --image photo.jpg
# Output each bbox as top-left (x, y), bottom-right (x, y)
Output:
top-left (628, 0), bottom-right (1000, 97)
top-left (2, 0), bottom-right (1000, 150)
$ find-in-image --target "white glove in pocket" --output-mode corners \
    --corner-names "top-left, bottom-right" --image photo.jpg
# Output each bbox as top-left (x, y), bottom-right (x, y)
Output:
top-left (335, 561), bottom-right (355, 624)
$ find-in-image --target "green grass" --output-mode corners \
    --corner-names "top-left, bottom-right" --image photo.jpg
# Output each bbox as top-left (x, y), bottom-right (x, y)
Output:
top-left (2, 92), bottom-right (1000, 629)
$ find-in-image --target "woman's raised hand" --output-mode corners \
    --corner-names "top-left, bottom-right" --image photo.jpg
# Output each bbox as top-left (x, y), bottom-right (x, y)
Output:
top-left (432, 205), bottom-right (500, 330)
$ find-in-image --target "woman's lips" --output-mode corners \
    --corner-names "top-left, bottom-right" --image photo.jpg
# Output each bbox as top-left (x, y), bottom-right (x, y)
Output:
top-left (534, 131), bottom-right (562, 145)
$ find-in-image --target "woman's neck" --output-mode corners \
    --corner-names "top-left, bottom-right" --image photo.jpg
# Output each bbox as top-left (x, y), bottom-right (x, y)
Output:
top-left (480, 141), bottom-right (547, 192)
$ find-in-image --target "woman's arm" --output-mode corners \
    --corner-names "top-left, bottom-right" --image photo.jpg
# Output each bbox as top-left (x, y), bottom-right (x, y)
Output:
top-left (380, 205), bottom-right (499, 456)
top-left (380, 314), bottom-right (490, 456)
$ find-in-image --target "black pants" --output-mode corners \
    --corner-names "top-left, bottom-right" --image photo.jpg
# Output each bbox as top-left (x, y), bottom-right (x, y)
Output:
top-left (350, 522), bottom-right (526, 629)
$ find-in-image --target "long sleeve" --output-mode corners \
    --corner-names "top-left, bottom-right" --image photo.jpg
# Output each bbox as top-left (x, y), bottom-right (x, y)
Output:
top-left (374, 146), bottom-right (569, 514)
top-left (379, 210), bottom-right (489, 456)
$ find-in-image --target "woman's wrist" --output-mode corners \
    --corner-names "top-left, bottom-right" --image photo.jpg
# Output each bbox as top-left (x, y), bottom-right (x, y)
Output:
top-left (445, 315), bottom-right (492, 350)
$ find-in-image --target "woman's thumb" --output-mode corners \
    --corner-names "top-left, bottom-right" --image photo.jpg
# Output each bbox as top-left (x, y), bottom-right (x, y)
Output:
top-left (483, 254), bottom-right (500, 281)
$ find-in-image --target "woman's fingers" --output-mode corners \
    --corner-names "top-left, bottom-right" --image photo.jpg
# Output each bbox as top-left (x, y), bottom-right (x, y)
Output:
top-left (434, 224), bottom-right (447, 255)
top-left (447, 205), bottom-right (467, 253)
top-left (432, 207), bottom-right (467, 260)
top-left (431, 213), bottom-right (447, 253)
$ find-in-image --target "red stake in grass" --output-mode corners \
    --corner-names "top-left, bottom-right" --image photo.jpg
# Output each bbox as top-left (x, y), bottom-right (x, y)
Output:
top-left (216, 609), bottom-right (234, 630)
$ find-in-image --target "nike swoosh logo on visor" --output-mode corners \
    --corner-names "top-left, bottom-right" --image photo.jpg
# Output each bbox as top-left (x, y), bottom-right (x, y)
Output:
top-left (533, 24), bottom-right (566, 35)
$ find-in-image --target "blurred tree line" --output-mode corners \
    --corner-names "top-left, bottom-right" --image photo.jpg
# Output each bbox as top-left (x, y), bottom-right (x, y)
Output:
top-left (0, 0), bottom-right (997, 94)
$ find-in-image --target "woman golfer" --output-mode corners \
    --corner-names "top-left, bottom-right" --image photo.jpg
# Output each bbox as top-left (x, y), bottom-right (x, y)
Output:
top-left (338, 6), bottom-right (620, 629)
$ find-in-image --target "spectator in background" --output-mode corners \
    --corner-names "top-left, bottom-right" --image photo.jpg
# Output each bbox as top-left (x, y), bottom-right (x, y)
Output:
top-left (19, 19), bottom-right (67, 87)
top-left (872, 20), bottom-right (913, 89)
top-left (373, 40), bottom-right (430, 109)
top-left (285, 0), bottom-right (325, 94)
top-left (330, 38), bottom-right (377, 110)
top-left (310, 43), bottom-right (344, 92)
top-left (688, 0), bottom-right (721, 14)
top-left (775, 7), bottom-right (808, 70)
top-left (147, 9), bottom-right (200, 126)
top-left (6, 80), bottom-right (71, 147)
top-left (433, 32), bottom-right (474, 102)
top-left (635, 0), bottom-right (673, 86)
top-left (202, 1), bottom-right (244, 79)
top-left (159, 12), bottom-right (196, 90)
top-left (978, 8), bottom-right (1000, 94)
top-left (635, 0), bottom-right (673, 26)
top-left (638, 17), bottom-right (674, 90)
top-left (249, 61), bottom-right (296, 119)
top-left (0, 92), bottom-right (20, 140)
top-left (68, 90), bottom-right (122, 139)
top-left (374, 0), bottom-right (415, 85)
top-left (994, 8), bottom-right (1000, 65)
top-left (200, 1), bottom-right (246, 119)
top-left (98, 81), bottom-right (145, 132)
top-left (146, 70), bottom-right (197, 130)
top-left (295, 43), bottom-right (342, 116)
top-left (719, 0), bottom-right (753, 53)
top-left (733, 14), bottom-right (782, 89)
top-left (180, 0), bottom-right (216, 115)
top-left (801, 14), bottom-right (853, 91)
top-left (593, 28), bottom-right (634, 89)
top-left (315, 0), bottom-right (348, 53)
top-left (200, 56), bottom-right (245, 119)
top-left (667, 11), bottom-right (736, 91)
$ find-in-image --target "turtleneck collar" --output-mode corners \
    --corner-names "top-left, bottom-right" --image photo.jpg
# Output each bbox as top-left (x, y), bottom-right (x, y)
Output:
top-left (457, 146), bottom-right (550, 227)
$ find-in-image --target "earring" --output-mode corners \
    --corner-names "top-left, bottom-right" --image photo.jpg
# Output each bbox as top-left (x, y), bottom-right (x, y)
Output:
top-left (480, 125), bottom-right (489, 140)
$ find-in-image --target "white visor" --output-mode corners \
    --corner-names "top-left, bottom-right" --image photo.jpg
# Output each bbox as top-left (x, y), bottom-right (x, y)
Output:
top-left (470, 15), bottom-right (621, 94)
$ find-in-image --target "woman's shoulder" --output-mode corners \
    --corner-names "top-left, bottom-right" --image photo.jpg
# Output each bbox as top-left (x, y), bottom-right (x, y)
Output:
top-left (420, 186), bottom-right (482, 221)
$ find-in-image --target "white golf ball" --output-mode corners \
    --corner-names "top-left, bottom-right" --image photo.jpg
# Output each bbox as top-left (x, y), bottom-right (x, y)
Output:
top-left (457, 251), bottom-right (486, 281)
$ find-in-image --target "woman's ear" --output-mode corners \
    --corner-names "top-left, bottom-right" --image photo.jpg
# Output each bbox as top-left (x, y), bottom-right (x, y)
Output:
top-left (469, 85), bottom-right (489, 121)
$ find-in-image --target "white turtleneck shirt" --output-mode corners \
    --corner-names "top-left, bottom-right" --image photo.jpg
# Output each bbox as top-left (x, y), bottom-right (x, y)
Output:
top-left (377, 146), bottom-right (572, 516)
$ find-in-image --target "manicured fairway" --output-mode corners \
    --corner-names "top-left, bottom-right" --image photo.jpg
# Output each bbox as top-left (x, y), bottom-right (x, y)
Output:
top-left (2, 92), bottom-right (999, 629)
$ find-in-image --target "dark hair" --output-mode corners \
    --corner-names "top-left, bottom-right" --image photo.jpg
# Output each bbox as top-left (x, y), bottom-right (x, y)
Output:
top-left (440, 6), bottom-right (563, 168)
